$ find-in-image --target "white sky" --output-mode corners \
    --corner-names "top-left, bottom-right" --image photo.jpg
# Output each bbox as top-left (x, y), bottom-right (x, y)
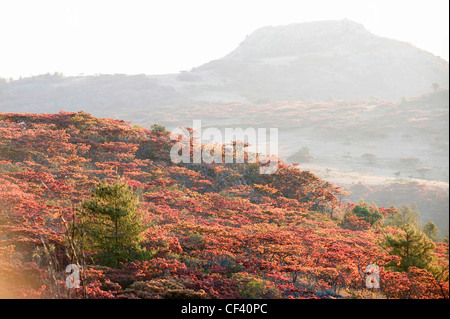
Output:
top-left (0, 0), bottom-right (448, 79)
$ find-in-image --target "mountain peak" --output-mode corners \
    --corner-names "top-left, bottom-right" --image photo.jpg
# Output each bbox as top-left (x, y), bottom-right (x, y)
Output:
top-left (190, 19), bottom-right (448, 101)
top-left (225, 19), bottom-right (389, 60)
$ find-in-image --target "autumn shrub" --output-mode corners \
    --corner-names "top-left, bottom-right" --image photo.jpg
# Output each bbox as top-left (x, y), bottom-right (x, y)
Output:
top-left (239, 279), bottom-right (281, 299)
top-left (122, 277), bottom-right (207, 299)
top-left (339, 212), bottom-right (371, 231)
top-left (233, 273), bottom-right (281, 299)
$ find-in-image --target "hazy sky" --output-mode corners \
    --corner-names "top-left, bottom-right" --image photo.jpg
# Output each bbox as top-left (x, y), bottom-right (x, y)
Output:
top-left (0, 0), bottom-right (448, 79)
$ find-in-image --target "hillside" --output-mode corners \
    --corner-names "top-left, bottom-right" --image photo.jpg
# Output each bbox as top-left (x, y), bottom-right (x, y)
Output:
top-left (0, 112), bottom-right (448, 299)
top-left (122, 90), bottom-right (450, 232)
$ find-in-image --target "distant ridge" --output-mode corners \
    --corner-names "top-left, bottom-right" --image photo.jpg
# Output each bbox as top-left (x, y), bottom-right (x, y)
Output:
top-left (192, 19), bottom-right (449, 102)
top-left (0, 19), bottom-right (448, 114)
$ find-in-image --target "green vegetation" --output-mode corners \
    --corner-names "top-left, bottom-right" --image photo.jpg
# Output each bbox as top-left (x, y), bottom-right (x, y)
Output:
top-left (385, 205), bottom-right (421, 228)
top-left (79, 180), bottom-right (151, 267)
top-left (150, 124), bottom-right (166, 133)
top-left (423, 220), bottom-right (440, 241)
top-left (384, 223), bottom-right (436, 273)
top-left (353, 205), bottom-right (382, 225)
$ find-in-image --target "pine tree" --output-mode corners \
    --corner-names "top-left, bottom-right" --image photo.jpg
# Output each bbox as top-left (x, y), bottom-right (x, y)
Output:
top-left (384, 223), bottom-right (436, 272)
top-left (422, 220), bottom-right (440, 241)
top-left (385, 205), bottom-right (421, 228)
top-left (79, 180), bottom-right (150, 267)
